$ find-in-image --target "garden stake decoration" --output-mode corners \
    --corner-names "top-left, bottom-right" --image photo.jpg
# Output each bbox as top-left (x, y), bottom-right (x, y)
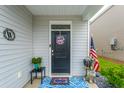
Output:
top-left (83, 56), bottom-right (95, 83)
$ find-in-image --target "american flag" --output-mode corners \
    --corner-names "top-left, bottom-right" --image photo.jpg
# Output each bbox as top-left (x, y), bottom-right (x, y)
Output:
top-left (90, 36), bottom-right (99, 72)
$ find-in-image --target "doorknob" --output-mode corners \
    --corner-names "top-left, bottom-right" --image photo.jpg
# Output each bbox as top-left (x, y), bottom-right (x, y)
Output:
top-left (52, 53), bottom-right (54, 56)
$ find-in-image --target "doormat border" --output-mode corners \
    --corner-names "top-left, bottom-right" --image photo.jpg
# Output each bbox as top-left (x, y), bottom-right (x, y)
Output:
top-left (50, 77), bottom-right (69, 85)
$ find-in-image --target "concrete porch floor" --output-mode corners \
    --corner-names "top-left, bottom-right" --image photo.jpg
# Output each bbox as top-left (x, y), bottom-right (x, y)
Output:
top-left (24, 79), bottom-right (98, 88)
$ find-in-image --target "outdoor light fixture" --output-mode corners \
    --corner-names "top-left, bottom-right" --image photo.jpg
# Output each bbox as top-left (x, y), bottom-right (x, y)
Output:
top-left (110, 37), bottom-right (118, 50)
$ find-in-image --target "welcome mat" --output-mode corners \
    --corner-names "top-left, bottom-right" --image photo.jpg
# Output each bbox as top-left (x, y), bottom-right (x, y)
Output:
top-left (50, 77), bottom-right (69, 85)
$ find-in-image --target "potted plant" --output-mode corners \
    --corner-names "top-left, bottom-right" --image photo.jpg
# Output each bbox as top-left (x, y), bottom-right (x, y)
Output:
top-left (37, 57), bottom-right (42, 70)
top-left (32, 57), bottom-right (42, 71)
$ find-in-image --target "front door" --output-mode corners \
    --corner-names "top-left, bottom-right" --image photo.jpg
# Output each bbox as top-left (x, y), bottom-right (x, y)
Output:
top-left (51, 31), bottom-right (70, 73)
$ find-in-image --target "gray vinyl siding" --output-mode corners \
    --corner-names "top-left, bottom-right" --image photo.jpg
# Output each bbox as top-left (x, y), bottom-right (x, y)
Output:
top-left (33, 16), bottom-right (88, 76)
top-left (0, 6), bottom-right (32, 88)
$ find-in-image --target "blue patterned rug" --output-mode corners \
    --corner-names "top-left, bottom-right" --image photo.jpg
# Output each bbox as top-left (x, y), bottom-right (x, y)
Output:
top-left (39, 76), bottom-right (89, 88)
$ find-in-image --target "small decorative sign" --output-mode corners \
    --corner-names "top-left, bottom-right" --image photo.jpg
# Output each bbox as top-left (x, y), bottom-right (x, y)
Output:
top-left (3, 28), bottom-right (15, 41)
top-left (56, 35), bottom-right (65, 45)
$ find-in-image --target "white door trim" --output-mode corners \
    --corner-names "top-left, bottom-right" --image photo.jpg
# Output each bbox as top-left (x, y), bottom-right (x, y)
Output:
top-left (87, 21), bottom-right (90, 57)
top-left (49, 21), bottom-right (72, 77)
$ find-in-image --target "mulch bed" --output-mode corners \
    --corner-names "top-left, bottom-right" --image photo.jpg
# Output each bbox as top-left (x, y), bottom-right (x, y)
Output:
top-left (99, 56), bottom-right (124, 65)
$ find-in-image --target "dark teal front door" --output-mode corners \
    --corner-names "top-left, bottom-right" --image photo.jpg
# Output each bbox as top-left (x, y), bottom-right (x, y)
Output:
top-left (51, 31), bottom-right (70, 73)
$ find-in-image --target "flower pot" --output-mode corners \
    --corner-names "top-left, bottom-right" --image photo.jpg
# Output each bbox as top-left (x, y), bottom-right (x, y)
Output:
top-left (34, 64), bottom-right (39, 70)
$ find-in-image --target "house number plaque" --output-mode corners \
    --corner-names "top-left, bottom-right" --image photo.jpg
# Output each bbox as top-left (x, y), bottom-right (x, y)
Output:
top-left (3, 28), bottom-right (15, 41)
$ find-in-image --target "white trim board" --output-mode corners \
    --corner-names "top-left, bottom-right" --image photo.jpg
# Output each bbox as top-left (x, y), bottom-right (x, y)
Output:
top-left (88, 5), bottom-right (113, 56)
top-left (87, 21), bottom-right (90, 57)
top-left (89, 5), bottom-right (113, 24)
top-left (49, 21), bottom-right (72, 77)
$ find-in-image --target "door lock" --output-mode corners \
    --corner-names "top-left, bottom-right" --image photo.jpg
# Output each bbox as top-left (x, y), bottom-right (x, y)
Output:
top-left (52, 50), bottom-right (54, 53)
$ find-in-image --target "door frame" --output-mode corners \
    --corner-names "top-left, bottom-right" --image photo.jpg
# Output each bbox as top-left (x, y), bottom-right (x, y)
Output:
top-left (49, 21), bottom-right (72, 77)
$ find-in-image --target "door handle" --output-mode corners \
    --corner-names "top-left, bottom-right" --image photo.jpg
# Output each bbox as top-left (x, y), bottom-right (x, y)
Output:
top-left (52, 50), bottom-right (54, 53)
top-left (52, 50), bottom-right (54, 56)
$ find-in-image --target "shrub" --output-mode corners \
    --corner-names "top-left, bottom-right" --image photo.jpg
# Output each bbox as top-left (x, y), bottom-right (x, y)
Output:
top-left (99, 57), bottom-right (124, 88)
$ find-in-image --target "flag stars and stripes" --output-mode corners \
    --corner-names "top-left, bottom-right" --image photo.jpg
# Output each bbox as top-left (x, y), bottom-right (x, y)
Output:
top-left (90, 36), bottom-right (99, 72)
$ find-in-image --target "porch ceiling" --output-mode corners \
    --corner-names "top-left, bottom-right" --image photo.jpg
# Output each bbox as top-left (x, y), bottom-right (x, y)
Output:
top-left (25, 5), bottom-right (103, 20)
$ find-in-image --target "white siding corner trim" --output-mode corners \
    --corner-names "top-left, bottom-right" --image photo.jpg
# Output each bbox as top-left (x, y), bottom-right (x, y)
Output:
top-left (87, 21), bottom-right (90, 57)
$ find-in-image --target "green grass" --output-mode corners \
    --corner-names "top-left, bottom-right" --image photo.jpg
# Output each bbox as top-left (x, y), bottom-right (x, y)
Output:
top-left (99, 57), bottom-right (124, 88)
